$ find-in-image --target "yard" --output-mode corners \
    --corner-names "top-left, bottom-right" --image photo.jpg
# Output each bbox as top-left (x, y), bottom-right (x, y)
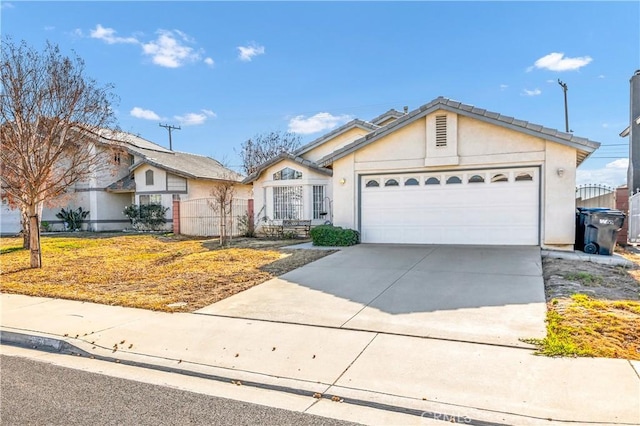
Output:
top-left (533, 247), bottom-right (640, 360)
top-left (0, 233), bottom-right (333, 313)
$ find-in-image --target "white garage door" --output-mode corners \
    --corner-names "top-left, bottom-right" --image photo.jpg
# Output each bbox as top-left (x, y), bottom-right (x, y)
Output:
top-left (360, 168), bottom-right (539, 245)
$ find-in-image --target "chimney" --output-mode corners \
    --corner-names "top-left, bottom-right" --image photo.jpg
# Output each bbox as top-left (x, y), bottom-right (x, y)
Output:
top-left (403, 106), bottom-right (408, 114)
top-left (628, 70), bottom-right (640, 193)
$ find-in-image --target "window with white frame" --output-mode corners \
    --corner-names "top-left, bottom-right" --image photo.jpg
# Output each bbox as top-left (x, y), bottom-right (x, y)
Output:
top-left (313, 185), bottom-right (326, 220)
top-left (273, 186), bottom-right (303, 220)
top-left (139, 194), bottom-right (162, 205)
top-left (273, 167), bottom-right (302, 180)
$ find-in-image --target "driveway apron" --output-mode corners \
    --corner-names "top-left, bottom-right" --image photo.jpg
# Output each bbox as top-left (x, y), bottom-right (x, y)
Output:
top-left (196, 244), bottom-right (547, 347)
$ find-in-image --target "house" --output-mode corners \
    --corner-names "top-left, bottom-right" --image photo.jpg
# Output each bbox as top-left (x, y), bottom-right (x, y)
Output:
top-left (244, 97), bottom-right (601, 250)
top-left (0, 130), bottom-right (249, 234)
top-left (621, 70), bottom-right (640, 193)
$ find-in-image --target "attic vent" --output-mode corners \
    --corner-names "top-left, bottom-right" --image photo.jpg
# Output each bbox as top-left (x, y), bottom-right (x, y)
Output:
top-left (435, 115), bottom-right (447, 147)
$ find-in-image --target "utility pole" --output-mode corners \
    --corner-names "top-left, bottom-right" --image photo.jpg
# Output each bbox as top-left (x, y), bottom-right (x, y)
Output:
top-left (557, 79), bottom-right (569, 133)
top-left (159, 123), bottom-right (181, 150)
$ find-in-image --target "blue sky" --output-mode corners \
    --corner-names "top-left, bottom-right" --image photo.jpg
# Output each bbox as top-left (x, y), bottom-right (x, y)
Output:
top-left (2, 1), bottom-right (639, 185)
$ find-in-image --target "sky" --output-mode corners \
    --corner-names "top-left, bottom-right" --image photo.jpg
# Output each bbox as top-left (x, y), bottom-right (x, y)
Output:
top-left (1, 1), bottom-right (639, 185)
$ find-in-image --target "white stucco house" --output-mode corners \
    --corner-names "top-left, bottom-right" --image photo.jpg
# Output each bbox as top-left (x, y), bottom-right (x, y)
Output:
top-left (244, 97), bottom-right (600, 250)
top-left (0, 131), bottom-right (249, 234)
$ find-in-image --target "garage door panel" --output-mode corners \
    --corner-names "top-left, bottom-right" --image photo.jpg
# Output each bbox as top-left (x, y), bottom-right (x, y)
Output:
top-left (360, 168), bottom-right (539, 245)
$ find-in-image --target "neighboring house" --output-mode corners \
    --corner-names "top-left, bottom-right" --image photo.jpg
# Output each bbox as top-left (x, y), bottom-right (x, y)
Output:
top-left (621, 70), bottom-right (640, 193)
top-left (0, 131), bottom-right (248, 234)
top-left (245, 97), bottom-right (601, 250)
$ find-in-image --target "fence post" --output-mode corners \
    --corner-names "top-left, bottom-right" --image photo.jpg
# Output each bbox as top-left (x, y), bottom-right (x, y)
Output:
top-left (248, 199), bottom-right (255, 235)
top-left (172, 195), bottom-right (181, 235)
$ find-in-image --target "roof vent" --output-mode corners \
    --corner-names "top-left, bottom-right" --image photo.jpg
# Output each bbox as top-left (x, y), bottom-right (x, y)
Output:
top-left (435, 115), bottom-right (447, 147)
top-left (403, 106), bottom-right (408, 114)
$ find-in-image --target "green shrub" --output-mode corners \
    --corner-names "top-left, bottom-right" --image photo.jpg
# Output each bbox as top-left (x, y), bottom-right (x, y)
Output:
top-left (123, 204), bottom-right (169, 231)
top-left (310, 225), bottom-right (359, 246)
top-left (56, 207), bottom-right (89, 231)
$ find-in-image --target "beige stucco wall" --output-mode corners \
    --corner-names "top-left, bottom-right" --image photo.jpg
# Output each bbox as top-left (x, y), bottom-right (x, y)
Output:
top-left (331, 111), bottom-right (578, 249)
top-left (187, 180), bottom-right (252, 200)
top-left (302, 127), bottom-right (371, 163)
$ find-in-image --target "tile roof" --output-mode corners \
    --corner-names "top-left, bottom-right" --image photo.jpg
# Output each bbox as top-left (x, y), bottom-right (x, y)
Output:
top-left (294, 119), bottom-right (379, 157)
top-left (318, 96), bottom-right (601, 167)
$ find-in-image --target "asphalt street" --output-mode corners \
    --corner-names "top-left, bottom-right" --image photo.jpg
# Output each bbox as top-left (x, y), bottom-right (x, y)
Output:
top-left (0, 355), bottom-right (359, 426)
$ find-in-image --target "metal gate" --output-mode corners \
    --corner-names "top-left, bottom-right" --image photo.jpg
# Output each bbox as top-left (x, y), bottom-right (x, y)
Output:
top-left (179, 198), bottom-right (249, 237)
top-left (628, 192), bottom-right (640, 244)
top-left (575, 184), bottom-right (616, 209)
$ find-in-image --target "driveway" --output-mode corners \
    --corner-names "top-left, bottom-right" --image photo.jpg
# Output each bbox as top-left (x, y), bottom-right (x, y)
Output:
top-left (196, 244), bottom-right (547, 347)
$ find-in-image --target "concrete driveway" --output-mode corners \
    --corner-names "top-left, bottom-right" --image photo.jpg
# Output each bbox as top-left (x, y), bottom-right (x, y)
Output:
top-left (197, 244), bottom-right (547, 347)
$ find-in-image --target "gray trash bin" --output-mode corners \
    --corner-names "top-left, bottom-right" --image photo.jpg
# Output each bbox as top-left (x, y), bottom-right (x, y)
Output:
top-left (576, 208), bottom-right (626, 255)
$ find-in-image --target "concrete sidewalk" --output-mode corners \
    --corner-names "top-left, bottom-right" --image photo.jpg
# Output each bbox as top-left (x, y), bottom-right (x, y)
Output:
top-left (1, 293), bottom-right (639, 425)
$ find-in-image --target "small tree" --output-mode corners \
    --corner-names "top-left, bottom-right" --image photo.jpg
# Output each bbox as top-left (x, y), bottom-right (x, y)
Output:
top-left (208, 179), bottom-right (236, 246)
top-left (0, 38), bottom-right (119, 268)
top-left (237, 131), bottom-right (301, 176)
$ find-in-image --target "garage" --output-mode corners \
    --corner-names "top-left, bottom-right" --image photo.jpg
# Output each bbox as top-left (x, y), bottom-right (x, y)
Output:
top-left (360, 167), bottom-right (540, 245)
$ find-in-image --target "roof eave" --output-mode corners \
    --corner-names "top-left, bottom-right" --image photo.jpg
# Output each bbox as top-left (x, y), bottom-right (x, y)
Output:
top-left (319, 99), bottom-right (601, 166)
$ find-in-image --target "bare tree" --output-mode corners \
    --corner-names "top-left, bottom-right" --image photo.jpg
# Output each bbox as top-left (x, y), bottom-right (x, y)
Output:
top-left (208, 178), bottom-right (236, 246)
top-left (237, 131), bottom-right (301, 176)
top-left (0, 38), bottom-right (119, 268)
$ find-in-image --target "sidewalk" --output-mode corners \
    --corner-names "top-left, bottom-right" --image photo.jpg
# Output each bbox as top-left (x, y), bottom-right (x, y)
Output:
top-left (1, 293), bottom-right (639, 425)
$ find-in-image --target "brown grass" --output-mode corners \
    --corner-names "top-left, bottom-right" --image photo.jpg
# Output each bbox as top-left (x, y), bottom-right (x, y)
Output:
top-left (0, 234), bottom-right (331, 312)
top-left (532, 246), bottom-right (640, 360)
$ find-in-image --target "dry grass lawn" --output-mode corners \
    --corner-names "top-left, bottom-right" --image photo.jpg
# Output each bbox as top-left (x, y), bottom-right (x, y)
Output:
top-left (0, 234), bottom-right (332, 312)
top-left (532, 246), bottom-right (640, 360)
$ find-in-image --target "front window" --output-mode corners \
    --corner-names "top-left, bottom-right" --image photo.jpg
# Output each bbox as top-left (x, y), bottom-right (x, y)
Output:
top-left (139, 194), bottom-right (162, 205)
top-left (273, 186), bottom-right (303, 220)
top-left (273, 167), bottom-right (302, 180)
top-left (313, 185), bottom-right (326, 220)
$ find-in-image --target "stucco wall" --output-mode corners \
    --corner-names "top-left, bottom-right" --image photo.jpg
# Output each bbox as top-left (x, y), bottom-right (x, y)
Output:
top-left (187, 180), bottom-right (252, 200)
top-left (134, 165), bottom-right (167, 193)
top-left (302, 127), bottom-right (371, 163)
top-left (330, 112), bottom-right (578, 249)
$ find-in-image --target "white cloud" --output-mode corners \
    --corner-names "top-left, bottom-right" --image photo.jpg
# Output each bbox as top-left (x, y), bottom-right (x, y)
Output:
top-left (522, 88), bottom-right (542, 96)
top-left (500, 84), bottom-right (508, 91)
top-left (598, 74), bottom-right (606, 79)
top-left (288, 112), bottom-right (352, 135)
top-left (142, 30), bottom-right (201, 68)
top-left (1, 2), bottom-right (14, 9)
top-left (577, 158), bottom-right (628, 187)
top-left (174, 109), bottom-right (216, 126)
top-left (44, 26), bottom-right (55, 31)
top-left (237, 43), bottom-right (265, 62)
top-left (204, 57), bottom-right (215, 67)
top-left (531, 52), bottom-right (593, 72)
top-left (130, 107), bottom-right (160, 121)
top-left (90, 24), bottom-right (139, 45)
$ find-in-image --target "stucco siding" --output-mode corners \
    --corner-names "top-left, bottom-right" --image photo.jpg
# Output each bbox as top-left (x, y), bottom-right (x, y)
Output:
top-left (187, 180), bottom-right (252, 200)
top-left (134, 165), bottom-right (167, 193)
top-left (542, 142), bottom-right (577, 248)
top-left (327, 112), bottom-right (579, 249)
top-left (303, 127), bottom-right (371, 163)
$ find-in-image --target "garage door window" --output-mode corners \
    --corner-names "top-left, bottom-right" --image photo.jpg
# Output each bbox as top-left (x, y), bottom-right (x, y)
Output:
top-left (365, 179), bottom-right (380, 187)
top-left (468, 174), bottom-right (485, 183)
top-left (385, 179), bottom-right (399, 187)
top-left (425, 177), bottom-right (440, 185)
top-left (446, 176), bottom-right (462, 184)
top-left (404, 178), bottom-right (419, 186)
top-left (515, 172), bottom-right (533, 182)
top-left (491, 173), bottom-right (509, 183)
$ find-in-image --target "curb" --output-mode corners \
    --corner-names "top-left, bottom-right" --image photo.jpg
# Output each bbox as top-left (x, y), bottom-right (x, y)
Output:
top-left (541, 249), bottom-right (634, 267)
top-left (0, 328), bottom-right (527, 426)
